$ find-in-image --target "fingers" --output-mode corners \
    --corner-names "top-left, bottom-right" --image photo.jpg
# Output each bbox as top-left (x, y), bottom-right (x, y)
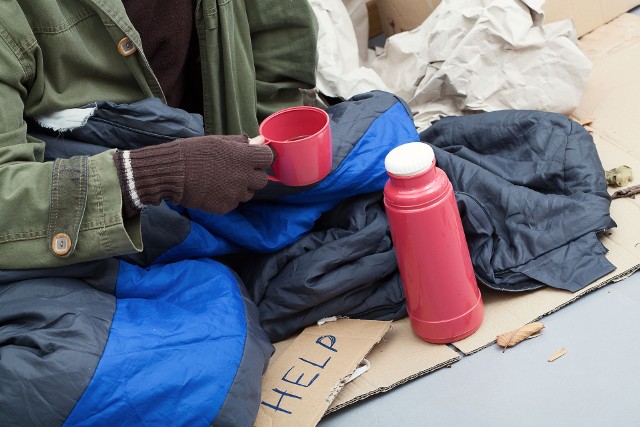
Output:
top-left (247, 144), bottom-right (275, 169)
top-left (239, 188), bottom-right (255, 204)
top-left (247, 169), bottom-right (269, 191)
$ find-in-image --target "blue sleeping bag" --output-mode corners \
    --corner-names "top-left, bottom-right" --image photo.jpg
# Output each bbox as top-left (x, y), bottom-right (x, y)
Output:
top-left (0, 91), bottom-right (417, 426)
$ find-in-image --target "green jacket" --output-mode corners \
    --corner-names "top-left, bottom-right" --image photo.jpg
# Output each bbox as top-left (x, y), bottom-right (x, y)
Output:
top-left (0, 0), bottom-right (318, 269)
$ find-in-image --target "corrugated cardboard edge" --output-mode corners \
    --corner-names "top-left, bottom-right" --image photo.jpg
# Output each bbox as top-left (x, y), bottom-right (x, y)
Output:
top-left (326, 356), bottom-right (460, 413)
top-left (326, 317), bottom-right (461, 412)
top-left (455, 263), bottom-right (640, 355)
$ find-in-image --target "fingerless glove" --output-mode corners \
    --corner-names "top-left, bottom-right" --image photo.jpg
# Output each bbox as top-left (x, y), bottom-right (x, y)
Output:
top-left (114, 135), bottom-right (274, 217)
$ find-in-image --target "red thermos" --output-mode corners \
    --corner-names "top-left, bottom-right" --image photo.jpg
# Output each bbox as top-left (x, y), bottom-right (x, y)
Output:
top-left (384, 142), bottom-right (484, 344)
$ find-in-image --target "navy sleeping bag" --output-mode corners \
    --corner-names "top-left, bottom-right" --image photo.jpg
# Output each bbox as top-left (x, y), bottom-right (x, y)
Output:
top-left (1, 92), bottom-right (615, 423)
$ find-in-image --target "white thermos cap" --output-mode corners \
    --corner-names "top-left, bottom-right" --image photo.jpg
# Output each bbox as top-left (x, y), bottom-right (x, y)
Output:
top-left (384, 142), bottom-right (435, 176)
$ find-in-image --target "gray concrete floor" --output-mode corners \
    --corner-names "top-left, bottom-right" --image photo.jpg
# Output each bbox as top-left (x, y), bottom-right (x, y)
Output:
top-left (319, 271), bottom-right (640, 426)
top-left (319, 6), bottom-right (640, 427)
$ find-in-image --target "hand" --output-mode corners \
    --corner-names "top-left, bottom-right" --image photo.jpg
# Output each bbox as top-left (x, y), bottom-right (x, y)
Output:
top-left (115, 135), bottom-right (274, 216)
top-left (180, 135), bottom-right (274, 214)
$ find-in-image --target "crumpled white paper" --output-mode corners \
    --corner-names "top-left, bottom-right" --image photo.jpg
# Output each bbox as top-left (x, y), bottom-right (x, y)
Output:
top-left (341, 0), bottom-right (370, 63)
top-left (311, 0), bottom-right (592, 130)
top-left (310, 0), bottom-right (390, 99)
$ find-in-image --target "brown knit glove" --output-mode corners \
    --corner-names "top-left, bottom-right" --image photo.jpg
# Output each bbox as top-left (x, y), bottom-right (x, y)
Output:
top-left (113, 135), bottom-right (274, 216)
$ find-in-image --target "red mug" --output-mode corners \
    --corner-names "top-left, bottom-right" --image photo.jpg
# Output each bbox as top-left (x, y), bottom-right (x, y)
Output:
top-left (259, 106), bottom-right (332, 186)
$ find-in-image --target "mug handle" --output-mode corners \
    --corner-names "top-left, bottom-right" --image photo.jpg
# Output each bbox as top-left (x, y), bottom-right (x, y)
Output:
top-left (262, 139), bottom-right (281, 182)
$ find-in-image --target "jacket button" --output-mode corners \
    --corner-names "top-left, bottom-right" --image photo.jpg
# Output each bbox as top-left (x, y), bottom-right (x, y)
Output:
top-left (52, 233), bottom-right (72, 256)
top-left (117, 37), bottom-right (137, 57)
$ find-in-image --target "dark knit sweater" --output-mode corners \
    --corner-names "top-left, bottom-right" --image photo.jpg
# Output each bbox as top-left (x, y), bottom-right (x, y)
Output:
top-left (122, 0), bottom-right (201, 111)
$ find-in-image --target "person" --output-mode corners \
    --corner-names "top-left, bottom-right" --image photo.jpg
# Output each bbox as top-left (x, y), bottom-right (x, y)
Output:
top-left (0, 0), bottom-right (317, 268)
top-left (0, 1), bottom-right (318, 425)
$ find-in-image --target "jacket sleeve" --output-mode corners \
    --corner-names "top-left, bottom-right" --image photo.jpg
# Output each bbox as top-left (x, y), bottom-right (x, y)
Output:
top-left (245, 0), bottom-right (319, 122)
top-left (0, 18), bottom-right (142, 269)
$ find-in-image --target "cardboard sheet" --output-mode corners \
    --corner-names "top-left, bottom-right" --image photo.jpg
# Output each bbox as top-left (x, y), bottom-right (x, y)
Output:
top-left (327, 318), bottom-right (461, 412)
top-left (365, 0), bottom-right (383, 37)
top-left (332, 10), bottom-right (640, 393)
top-left (374, 0), bottom-right (638, 37)
top-left (543, 0), bottom-right (640, 36)
top-left (255, 319), bottom-right (391, 427)
top-left (452, 13), bottom-right (640, 355)
top-left (336, 14), bottom-right (640, 363)
top-left (262, 9), bottom-right (640, 425)
top-left (375, 0), bottom-right (441, 36)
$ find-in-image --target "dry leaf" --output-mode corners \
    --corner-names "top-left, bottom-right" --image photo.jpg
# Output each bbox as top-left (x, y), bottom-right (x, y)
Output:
top-left (568, 115), bottom-right (594, 126)
top-left (496, 322), bottom-right (545, 351)
top-left (548, 348), bottom-right (567, 362)
top-left (605, 165), bottom-right (633, 187)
